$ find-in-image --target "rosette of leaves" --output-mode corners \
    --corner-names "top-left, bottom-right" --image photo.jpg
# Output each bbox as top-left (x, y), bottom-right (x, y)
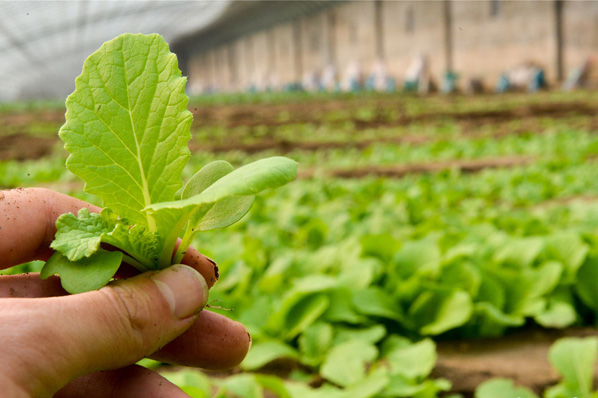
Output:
top-left (41, 33), bottom-right (296, 293)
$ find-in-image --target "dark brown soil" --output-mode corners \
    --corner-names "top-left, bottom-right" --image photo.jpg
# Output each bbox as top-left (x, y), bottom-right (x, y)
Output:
top-left (0, 133), bottom-right (58, 161)
top-left (2, 98), bottom-right (596, 161)
top-left (300, 156), bottom-right (535, 179)
top-left (191, 116), bottom-right (588, 154)
top-left (169, 327), bottom-right (598, 396)
top-left (191, 101), bottom-right (597, 129)
top-left (434, 327), bottom-right (598, 396)
top-left (190, 134), bottom-right (432, 154)
top-left (0, 110), bottom-right (65, 127)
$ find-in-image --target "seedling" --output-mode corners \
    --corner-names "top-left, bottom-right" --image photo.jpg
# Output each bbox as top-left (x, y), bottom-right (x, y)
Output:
top-left (40, 33), bottom-right (297, 293)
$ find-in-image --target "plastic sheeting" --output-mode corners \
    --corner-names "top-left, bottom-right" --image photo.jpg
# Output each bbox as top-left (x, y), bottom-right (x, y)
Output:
top-left (0, 1), bottom-right (231, 102)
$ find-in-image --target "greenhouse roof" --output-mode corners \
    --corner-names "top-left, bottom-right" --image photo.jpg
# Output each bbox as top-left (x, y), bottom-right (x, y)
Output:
top-left (0, 1), bottom-right (232, 102)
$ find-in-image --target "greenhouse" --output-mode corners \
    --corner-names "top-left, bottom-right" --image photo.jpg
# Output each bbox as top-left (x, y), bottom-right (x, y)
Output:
top-left (1, 1), bottom-right (598, 398)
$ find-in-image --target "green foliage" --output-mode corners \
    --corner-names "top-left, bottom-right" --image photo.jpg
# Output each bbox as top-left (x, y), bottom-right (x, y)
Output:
top-left (546, 337), bottom-right (598, 398)
top-left (40, 250), bottom-right (122, 294)
top-left (475, 379), bottom-right (539, 398)
top-left (60, 33), bottom-right (192, 231)
top-left (6, 79), bottom-right (598, 396)
top-left (477, 337), bottom-right (598, 398)
top-left (39, 33), bottom-right (296, 292)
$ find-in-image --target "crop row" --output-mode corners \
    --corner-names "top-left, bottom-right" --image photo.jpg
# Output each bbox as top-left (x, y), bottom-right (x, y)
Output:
top-left (2, 91), bottom-right (597, 396)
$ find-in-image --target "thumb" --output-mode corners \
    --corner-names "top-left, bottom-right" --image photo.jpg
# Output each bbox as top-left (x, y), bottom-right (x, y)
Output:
top-left (0, 264), bottom-right (208, 397)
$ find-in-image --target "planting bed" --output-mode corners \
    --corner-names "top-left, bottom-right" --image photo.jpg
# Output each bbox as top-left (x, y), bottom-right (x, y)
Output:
top-left (2, 91), bottom-right (598, 397)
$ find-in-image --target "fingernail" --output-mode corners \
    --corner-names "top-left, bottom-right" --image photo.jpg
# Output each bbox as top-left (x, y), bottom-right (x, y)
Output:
top-left (151, 264), bottom-right (209, 319)
top-left (206, 256), bottom-right (219, 281)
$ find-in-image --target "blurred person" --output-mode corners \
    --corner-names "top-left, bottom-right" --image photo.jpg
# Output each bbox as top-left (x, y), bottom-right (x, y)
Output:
top-left (301, 70), bottom-right (321, 92)
top-left (563, 56), bottom-right (595, 91)
top-left (366, 59), bottom-right (396, 92)
top-left (496, 62), bottom-right (545, 93)
top-left (320, 64), bottom-right (338, 91)
top-left (340, 61), bottom-right (363, 92)
top-left (404, 54), bottom-right (431, 94)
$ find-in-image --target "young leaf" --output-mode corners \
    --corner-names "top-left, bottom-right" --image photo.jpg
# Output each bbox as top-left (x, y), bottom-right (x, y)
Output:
top-left (146, 157), bottom-right (297, 212)
top-left (59, 33), bottom-right (192, 232)
top-left (51, 208), bottom-right (159, 271)
top-left (151, 156), bottom-right (296, 265)
top-left (182, 160), bottom-right (254, 232)
top-left (182, 160), bottom-right (234, 197)
top-left (40, 250), bottom-right (123, 294)
top-left (50, 208), bottom-right (116, 261)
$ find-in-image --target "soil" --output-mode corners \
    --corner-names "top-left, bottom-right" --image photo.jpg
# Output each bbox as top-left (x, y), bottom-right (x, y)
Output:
top-left (2, 97), bottom-right (596, 162)
top-left (174, 327), bottom-right (598, 396)
top-left (434, 327), bottom-right (598, 396)
top-left (299, 156), bottom-right (536, 179)
top-left (6, 97), bottom-right (596, 393)
top-left (191, 100), bottom-right (598, 129)
top-left (191, 117), bottom-right (579, 154)
top-left (0, 133), bottom-right (57, 161)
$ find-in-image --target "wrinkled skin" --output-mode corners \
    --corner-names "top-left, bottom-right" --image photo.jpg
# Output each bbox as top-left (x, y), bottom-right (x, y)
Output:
top-left (0, 188), bottom-right (250, 398)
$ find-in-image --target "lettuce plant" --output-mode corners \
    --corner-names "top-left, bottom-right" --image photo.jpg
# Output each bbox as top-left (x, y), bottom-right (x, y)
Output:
top-left (40, 33), bottom-right (296, 293)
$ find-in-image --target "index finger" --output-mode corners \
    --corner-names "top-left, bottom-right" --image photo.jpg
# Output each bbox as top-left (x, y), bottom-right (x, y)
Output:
top-left (0, 188), bottom-right (218, 287)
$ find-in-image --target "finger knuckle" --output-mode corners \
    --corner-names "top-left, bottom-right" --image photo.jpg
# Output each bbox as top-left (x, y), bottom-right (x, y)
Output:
top-left (100, 285), bottom-right (157, 354)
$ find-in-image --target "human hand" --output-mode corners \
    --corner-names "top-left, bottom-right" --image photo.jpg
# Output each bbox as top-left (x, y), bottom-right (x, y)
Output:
top-left (0, 188), bottom-right (251, 398)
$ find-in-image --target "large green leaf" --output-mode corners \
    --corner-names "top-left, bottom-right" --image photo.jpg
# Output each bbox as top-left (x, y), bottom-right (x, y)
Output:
top-left (492, 237), bottom-right (543, 268)
top-left (352, 287), bottom-right (403, 321)
top-left (324, 288), bottom-right (366, 324)
top-left (408, 289), bottom-right (473, 335)
top-left (40, 250), bottom-right (122, 294)
top-left (535, 288), bottom-right (577, 328)
top-left (382, 338), bottom-right (437, 379)
top-left (320, 340), bottom-right (378, 387)
top-left (298, 322), bottom-right (334, 366)
top-left (575, 256), bottom-right (598, 312)
top-left (475, 378), bottom-right (538, 398)
top-left (241, 341), bottom-right (299, 371)
top-left (60, 33), bottom-right (191, 232)
top-left (216, 374), bottom-right (263, 398)
top-left (548, 337), bottom-right (598, 398)
top-left (496, 261), bottom-right (562, 316)
top-left (544, 232), bottom-right (589, 280)
top-left (393, 240), bottom-right (441, 279)
top-left (335, 325), bottom-right (387, 346)
top-left (161, 369), bottom-right (212, 398)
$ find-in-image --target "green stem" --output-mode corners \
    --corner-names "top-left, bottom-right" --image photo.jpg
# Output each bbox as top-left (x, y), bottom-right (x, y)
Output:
top-left (173, 225), bottom-right (196, 264)
top-left (157, 214), bottom-right (193, 268)
top-left (122, 254), bottom-right (149, 272)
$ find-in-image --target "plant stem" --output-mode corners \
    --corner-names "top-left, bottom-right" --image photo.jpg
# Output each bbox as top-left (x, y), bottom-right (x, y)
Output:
top-left (158, 214), bottom-right (193, 268)
top-left (173, 225), bottom-right (195, 264)
top-left (122, 254), bottom-right (149, 272)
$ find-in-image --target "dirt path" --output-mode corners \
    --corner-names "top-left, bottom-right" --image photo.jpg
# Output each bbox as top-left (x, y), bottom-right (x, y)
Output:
top-left (191, 116), bottom-right (592, 154)
top-left (299, 156), bottom-right (536, 179)
top-left (167, 327), bottom-right (598, 396)
top-left (0, 133), bottom-right (58, 161)
top-left (434, 327), bottom-right (598, 396)
top-left (2, 98), bottom-right (596, 161)
top-left (192, 101), bottom-right (597, 129)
